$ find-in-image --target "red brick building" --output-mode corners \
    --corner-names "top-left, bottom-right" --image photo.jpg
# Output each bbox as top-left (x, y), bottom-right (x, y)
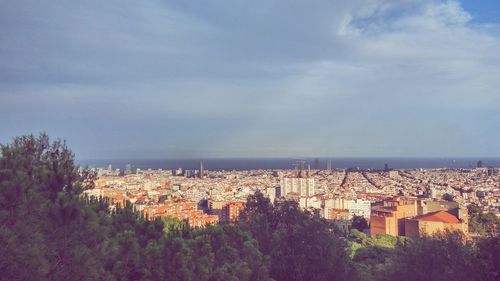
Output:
top-left (370, 197), bottom-right (417, 236)
top-left (143, 200), bottom-right (219, 228)
top-left (405, 210), bottom-right (468, 237)
top-left (220, 201), bottom-right (245, 223)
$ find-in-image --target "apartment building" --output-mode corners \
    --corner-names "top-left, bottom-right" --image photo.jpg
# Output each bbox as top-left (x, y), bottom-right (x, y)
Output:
top-left (370, 197), bottom-right (417, 236)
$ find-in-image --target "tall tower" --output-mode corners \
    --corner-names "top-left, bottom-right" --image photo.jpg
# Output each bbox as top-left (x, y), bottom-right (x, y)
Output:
top-left (296, 160), bottom-right (306, 177)
top-left (326, 159), bottom-right (332, 171)
top-left (299, 160), bottom-right (306, 171)
top-left (125, 164), bottom-right (132, 175)
top-left (200, 160), bottom-right (204, 179)
top-left (313, 158), bottom-right (320, 170)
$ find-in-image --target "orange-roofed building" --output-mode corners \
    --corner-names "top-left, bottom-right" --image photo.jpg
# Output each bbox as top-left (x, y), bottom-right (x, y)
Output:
top-left (405, 210), bottom-right (468, 237)
top-left (221, 201), bottom-right (245, 223)
top-left (143, 200), bottom-right (218, 228)
top-left (188, 211), bottom-right (219, 228)
top-left (326, 209), bottom-right (350, 221)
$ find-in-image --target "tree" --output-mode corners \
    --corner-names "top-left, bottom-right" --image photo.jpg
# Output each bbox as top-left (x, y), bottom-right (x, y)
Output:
top-left (475, 236), bottom-right (500, 281)
top-left (161, 216), bottom-right (189, 236)
top-left (238, 191), bottom-right (276, 255)
top-left (3, 134), bottom-right (499, 281)
top-left (0, 134), bottom-right (104, 281)
top-left (351, 215), bottom-right (369, 232)
top-left (442, 193), bottom-right (454, 202)
top-left (384, 231), bottom-right (478, 281)
top-left (347, 229), bottom-right (399, 281)
top-left (239, 195), bottom-right (355, 281)
top-left (468, 203), bottom-right (500, 236)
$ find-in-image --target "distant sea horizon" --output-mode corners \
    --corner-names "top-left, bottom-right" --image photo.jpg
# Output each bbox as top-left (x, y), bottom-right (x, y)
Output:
top-left (76, 157), bottom-right (500, 171)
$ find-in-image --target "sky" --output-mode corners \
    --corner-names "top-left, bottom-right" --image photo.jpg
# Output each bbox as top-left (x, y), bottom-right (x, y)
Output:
top-left (0, 0), bottom-right (499, 159)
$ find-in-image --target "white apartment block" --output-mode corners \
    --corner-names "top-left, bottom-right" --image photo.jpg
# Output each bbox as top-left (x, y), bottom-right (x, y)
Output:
top-left (323, 198), bottom-right (371, 219)
top-left (347, 199), bottom-right (371, 219)
top-left (280, 177), bottom-right (315, 197)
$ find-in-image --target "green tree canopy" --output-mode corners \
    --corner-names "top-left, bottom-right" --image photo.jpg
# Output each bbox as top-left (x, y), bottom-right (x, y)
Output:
top-left (1, 134), bottom-right (498, 281)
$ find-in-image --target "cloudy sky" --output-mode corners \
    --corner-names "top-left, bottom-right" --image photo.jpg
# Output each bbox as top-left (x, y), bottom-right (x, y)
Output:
top-left (1, 0), bottom-right (499, 159)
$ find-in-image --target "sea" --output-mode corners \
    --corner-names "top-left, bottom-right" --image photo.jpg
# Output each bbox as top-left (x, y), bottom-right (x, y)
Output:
top-left (76, 157), bottom-right (500, 171)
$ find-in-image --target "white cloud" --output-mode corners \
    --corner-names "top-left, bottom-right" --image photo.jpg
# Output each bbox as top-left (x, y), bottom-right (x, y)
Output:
top-left (1, 0), bottom-right (499, 157)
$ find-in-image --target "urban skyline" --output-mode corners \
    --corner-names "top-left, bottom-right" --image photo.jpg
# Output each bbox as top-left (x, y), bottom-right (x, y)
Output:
top-left (77, 157), bottom-right (500, 172)
top-left (1, 1), bottom-right (499, 280)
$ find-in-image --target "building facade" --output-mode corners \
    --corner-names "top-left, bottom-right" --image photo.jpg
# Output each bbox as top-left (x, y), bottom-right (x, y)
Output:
top-left (143, 200), bottom-right (219, 228)
top-left (370, 197), bottom-right (417, 236)
top-left (405, 210), bottom-right (468, 237)
top-left (323, 198), bottom-right (371, 219)
top-left (220, 201), bottom-right (245, 223)
top-left (280, 177), bottom-right (315, 198)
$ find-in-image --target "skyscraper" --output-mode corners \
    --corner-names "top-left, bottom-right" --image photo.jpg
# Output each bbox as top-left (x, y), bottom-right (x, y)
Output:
top-left (280, 177), bottom-right (315, 198)
top-left (326, 159), bottom-right (332, 171)
top-left (313, 158), bottom-right (320, 170)
top-left (298, 160), bottom-right (305, 171)
top-left (200, 160), bottom-right (204, 179)
top-left (125, 164), bottom-right (132, 175)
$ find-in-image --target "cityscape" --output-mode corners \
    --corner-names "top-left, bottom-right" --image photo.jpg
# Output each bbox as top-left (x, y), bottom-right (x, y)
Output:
top-left (1, 0), bottom-right (500, 280)
top-left (86, 159), bottom-right (499, 235)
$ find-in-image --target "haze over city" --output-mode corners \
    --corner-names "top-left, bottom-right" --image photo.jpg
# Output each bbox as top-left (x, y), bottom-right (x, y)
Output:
top-left (2, 2), bottom-right (500, 281)
top-left (1, 0), bottom-right (499, 159)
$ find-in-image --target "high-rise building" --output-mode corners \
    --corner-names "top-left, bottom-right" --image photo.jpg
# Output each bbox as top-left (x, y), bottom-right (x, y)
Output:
top-left (200, 161), bottom-right (204, 179)
top-left (313, 158), bottom-right (320, 170)
top-left (125, 164), bottom-right (132, 175)
top-left (384, 163), bottom-right (389, 172)
top-left (267, 186), bottom-right (277, 203)
top-left (280, 177), bottom-right (315, 197)
top-left (298, 160), bottom-right (306, 171)
top-left (326, 159), bottom-right (332, 171)
top-left (477, 160), bottom-right (483, 168)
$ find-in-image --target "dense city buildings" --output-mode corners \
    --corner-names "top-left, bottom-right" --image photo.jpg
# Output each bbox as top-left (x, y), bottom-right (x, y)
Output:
top-left (84, 164), bottom-right (499, 236)
top-left (143, 200), bottom-right (219, 227)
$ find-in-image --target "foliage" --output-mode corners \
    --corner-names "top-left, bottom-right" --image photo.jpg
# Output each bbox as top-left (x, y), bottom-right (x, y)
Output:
top-left (161, 216), bottom-right (189, 235)
top-left (475, 236), bottom-right (500, 280)
top-left (351, 215), bottom-right (369, 231)
top-left (468, 203), bottom-right (499, 236)
top-left (0, 134), bottom-right (271, 281)
top-left (239, 192), bottom-right (356, 281)
top-left (383, 231), bottom-right (480, 281)
top-left (1, 134), bottom-right (499, 281)
top-left (347, 230), bottom-right (399, 281)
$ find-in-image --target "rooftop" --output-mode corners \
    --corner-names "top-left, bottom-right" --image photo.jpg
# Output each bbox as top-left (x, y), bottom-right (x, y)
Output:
top-left (412, 210), bottom-right (460, 224)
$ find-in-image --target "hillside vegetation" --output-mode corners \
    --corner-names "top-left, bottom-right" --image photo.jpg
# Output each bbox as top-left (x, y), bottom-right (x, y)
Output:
top-left (0, 134), bottom-right (498, 281)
